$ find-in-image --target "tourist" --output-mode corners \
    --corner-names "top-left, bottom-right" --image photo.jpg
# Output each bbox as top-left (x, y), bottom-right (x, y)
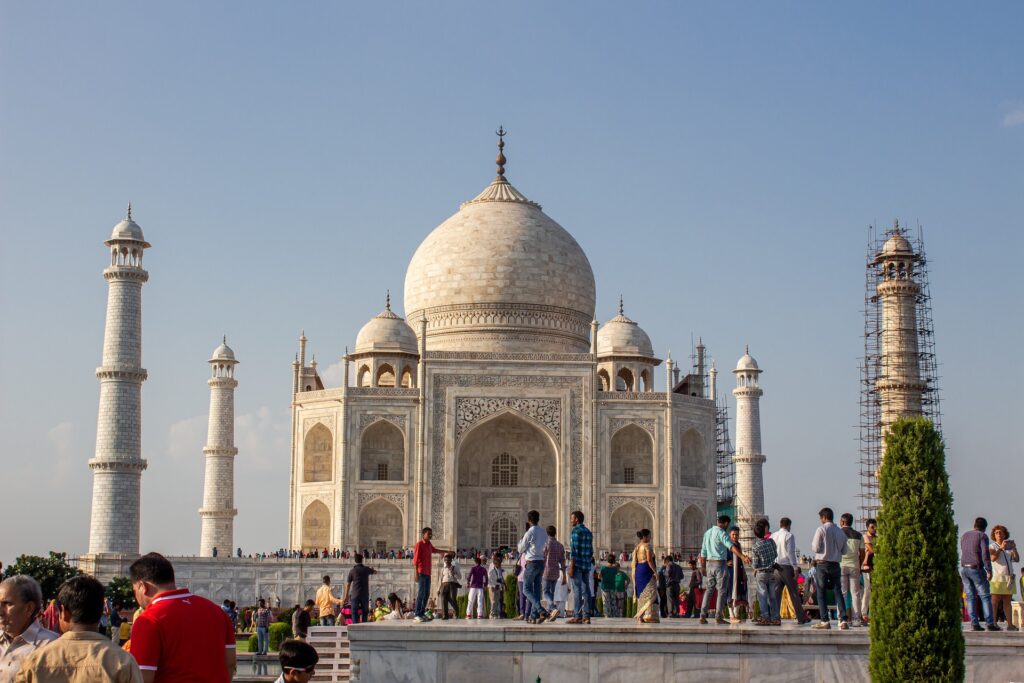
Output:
top-left (275, 638), bottom-right (318, 683)
top-left (0, 576), bottom-right (57, 683)
top-left (487, 554), bottom-right (506, 619)
top-left (515, 553), bottom-right (528, 620)
top-left (633, 530), bottom-right (659, 623)
top-left (542, 526), bottom-right (567, 622)
top-left (989, 525), bottom-right (1019, 630)
top-left (466, 556), bottom-right (488, 620)
top-left (554, 573), bottom-right (570, 617)
top-left (724, 527), bottom-right (748, 619)
top-left (412, 527), bottom-right (451, 623)
top-left (128, 552), bottom-right (236, 681)
top-left (517, 510), bottom-right (548, 624)
top-left (655, 561), bottom-right (667, 618)
top-left (252, 599), bottom-right (273, 655)
top-left (599, 555), bottom-right (619, 619)
top-left (293, 601), bottom-right (313, 640)
top-left (314, 576), bottom-right (342, 627)
top-left (663, 555), bottom-right (683, 618)
top-left (960, 517), bottom-right (1000, 631)
top-left (14, 575), bottom-right (142, 683)
top-left (682, 560), bottom-right (702, 618)
top-left (810, 508), bottom-right (850, 630)
top-left (566, 510), bottom-right (594, 625)
top-left (860, 518), bottom-right (876, 624)
top-left (838, 513), bottom-right (864, 629)
top-left (342, 554), bottom-right (377, 625)
top-left (438, 554), bottom-right (462, 621)
top-left (613, 562), bottom-right (629, 618)
top-left (699, 515), bottom-right (748, 625)
top-left (751, 519), bottom-right (781, 626)
top-left (381, 594), bottom-right (408, 621)
top-left (771, 517), bottom-right (808, 624)
top-left (371, 598), bottom-right (388, 621)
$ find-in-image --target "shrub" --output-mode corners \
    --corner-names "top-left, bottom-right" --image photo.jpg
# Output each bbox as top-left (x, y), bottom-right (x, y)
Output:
top-left (268, 622), bottom-right (292, 651)
top-left (504, 574), bottom-right (518, 618)
top-left (247, 634), bottom-right (257, 652)
top-left (869, 417), bottom-right (963, 682)
top-left (277, 607), bottom-right (296, 625)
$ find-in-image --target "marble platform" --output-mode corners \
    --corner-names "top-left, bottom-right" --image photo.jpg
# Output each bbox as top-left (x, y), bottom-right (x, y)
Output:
top-left (346, 619), bottom-right (1024, 683)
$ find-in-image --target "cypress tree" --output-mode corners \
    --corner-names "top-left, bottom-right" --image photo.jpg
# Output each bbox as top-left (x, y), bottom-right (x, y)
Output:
top-left (869, 417), bottom-right (964, 682)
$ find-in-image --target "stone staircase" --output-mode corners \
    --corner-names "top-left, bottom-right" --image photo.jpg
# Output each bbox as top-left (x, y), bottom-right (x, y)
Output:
top-left (309, 626), bottom-right (351, 682)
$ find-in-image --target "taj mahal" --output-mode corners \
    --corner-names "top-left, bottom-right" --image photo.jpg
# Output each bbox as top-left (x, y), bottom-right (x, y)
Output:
top-left (79, 132), bottom-right (770, 598)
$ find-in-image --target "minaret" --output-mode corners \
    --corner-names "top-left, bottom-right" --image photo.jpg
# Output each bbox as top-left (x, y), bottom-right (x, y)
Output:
top-left (875, 220), bottom-right (926, 449)
top-left (199, 337), bottom-right (239, 557)
top-left (732, 345), bottom-right (765, 551)
top-left (88, 205), bottom-right (150, 556)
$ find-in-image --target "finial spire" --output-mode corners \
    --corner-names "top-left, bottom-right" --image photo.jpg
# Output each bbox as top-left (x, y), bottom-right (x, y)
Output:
top-left (618, 295), bottom-right (624, 316)
top-left (745, 343), bottom-right (749, 354)
top-left (222, 334), bottom-right (227, 344)
top-left (893, 218), bottom-right (900, 233)
top-left (127, 202), bottom-right (133, 221)
top-left (385, 289), bottom-right (391, 311)
top-left (495, 126), bottom-right (507, 180)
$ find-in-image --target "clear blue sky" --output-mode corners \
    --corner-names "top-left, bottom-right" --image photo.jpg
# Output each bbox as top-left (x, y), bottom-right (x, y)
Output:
top-left (2, 2), bottom-right (1021, 564)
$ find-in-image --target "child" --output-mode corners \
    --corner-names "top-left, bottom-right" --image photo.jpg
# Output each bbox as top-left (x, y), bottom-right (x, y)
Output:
top-left (276, 639), bottom-right (319, 683)
top-left (553, 574), bottom-right (569, 616)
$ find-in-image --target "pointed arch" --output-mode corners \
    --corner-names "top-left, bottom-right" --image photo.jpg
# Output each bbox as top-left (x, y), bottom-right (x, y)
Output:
top-left (597, 369), bottom-right (611, 391)
top-left (303, 423), bottom-right (333, 482)
top-left (640, 369), bottom-right (651, 392)
top-left (301, 500), bottom-right (331, 551)
top-left (680, 428), bottom-right (706, 487)
top-left (610, 424), bottom-right (653, 485)
top-left (360, 420), bottom-right (404, 481)
top-left (616, 368), bottom-right (634, 392)
top-left (609, 501), bottom-right (653, 554)
top-left (400, 366), bottom-right (414, 388)
top-left (357, 365), bottom-right (371, 387)
top-left (358, 498), bottom-right (403, 552)
top-left (375, 363), bottom-right (396, 388)
top-left (681, 504), bottom-right (704, 555)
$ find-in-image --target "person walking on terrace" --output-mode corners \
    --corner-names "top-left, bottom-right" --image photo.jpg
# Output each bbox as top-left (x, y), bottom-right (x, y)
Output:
top-left (699, 515), bottom-right (749, 624)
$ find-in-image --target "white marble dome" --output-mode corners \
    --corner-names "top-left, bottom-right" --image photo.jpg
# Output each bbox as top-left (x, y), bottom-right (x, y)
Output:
top-left (354, 303), bottom-right (418, 355)
top-left (596, 308), bottom-right (654, 358)
top-left (735, 346), bottom-right (760, 372)
top-left (881, 233), bottom-right (913, 256)
top-left (107, 211), bottom-right (149, 246)
top-left (404, 175), bottom-right (596, 353)
top-left (211, 337), bottom-right (236, 361)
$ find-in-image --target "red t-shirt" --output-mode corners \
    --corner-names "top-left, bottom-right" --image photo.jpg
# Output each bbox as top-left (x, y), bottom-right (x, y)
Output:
top-left (131, 588), bottom-right (235, 682)
top-left (413, 540), bottom-right (437, 575)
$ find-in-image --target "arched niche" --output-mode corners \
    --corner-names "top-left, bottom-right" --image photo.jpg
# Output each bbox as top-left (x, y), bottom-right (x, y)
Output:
top-left (681, 505), bottom-right (704, 555)
top-left (609, 502), bottom-right (653, 555)
top-left (357, 365), bottom-right (371, 388)
top-left (680, 428), bottom-right (705, 488)
top-left (456, 412), bottom-right (557, 550)
top-left (400, 366), bottom-right (414, 388)
top-left (360, 420), bottom-right (404, 481)
top-left (616, 368), bottom-right (634, 391)
top-left (610, 424), bottom-right (654, 485)
top-left (301, 500), bottom-right (331, 551)
top-left (376, 364), bottom-right (396, 388)
top-left (597, 369), bottom-right (611, 391)
top-left (358, 498), bottom-right (403, 552)
top-left (303, 423), bottom-right (333, 482)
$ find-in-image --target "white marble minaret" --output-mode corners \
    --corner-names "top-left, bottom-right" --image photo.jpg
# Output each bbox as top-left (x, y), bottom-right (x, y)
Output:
top-left (200, 338), bottom-right (239, 557)
top-left (732, 346), bottom-right (765, 551)
top-left (88, 206), bottom-right (150, 556)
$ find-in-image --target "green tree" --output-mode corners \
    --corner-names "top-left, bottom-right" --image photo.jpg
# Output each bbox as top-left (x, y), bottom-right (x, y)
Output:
top-left (106, 576), bottom-right (137, 610)
top-left (3, 552), bottom-right (81, 602)
top-left (869, 417), bottom-right (964, 682)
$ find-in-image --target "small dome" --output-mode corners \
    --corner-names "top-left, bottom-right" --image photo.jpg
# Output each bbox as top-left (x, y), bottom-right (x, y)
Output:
top-left (106, 205), bottom-right (150, 247)
top-left (354, 302), bottom-right (419, 355)
top-left (596, 303), bottom-right (655, 359)
top-left (734, 346), bottom-right (760, 373)
top-left (210, 337), bottom-right (236, 362)
top-left (881, 233), bottom-right (913, 256)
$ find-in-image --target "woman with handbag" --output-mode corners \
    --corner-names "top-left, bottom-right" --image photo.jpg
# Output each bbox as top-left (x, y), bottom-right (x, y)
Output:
top-left (989, 524), bottom-right (1019, 631)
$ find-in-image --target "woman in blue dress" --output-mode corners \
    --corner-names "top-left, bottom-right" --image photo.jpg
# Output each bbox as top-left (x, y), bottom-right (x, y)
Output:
top-left (632, 528), bottom-right (659, 623)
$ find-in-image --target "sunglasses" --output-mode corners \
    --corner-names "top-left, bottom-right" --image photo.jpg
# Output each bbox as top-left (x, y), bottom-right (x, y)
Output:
top-left (284, 666), bottom-right (316, 674)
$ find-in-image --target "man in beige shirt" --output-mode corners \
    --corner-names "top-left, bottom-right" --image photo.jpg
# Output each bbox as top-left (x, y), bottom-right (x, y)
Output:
top-left (0, 576), bottom-right (57, 683)
top-left (15, 575), bottom-right (141, 683)
top-left (314, 576), bottom-right (342, 627)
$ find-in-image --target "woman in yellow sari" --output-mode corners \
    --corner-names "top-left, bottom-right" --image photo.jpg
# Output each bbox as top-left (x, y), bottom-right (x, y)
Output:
top-left (632, 529), bottom-right (659, 623)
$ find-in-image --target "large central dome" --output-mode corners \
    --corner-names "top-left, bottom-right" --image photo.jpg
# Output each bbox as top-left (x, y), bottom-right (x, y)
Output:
top-left (404, 164), bottom-right (596, 354)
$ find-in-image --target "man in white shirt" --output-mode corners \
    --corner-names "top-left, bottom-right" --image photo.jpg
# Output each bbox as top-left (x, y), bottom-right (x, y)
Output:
top-left (0, 576), bottom-right (57, 683)
top-left (517, 510), bottom-right (549, 623)
top-left (771, 517), bottom-right (808, 624)
top-left (810, 507), bottom-right (850, 630)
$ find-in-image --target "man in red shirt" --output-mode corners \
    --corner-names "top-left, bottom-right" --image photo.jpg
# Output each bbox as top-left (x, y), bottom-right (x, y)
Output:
top-left (128, 553), bottom-right (236, 682)
top-left (412, 527), bottom-right (451, 623)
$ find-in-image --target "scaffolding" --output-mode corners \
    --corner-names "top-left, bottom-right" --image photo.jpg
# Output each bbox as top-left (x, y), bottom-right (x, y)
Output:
top-left (859, 222), bottom-right (942, 524)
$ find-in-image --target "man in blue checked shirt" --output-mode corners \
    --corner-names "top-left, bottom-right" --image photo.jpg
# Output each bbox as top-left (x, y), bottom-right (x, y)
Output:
top-left (566, 510), bottom-right (594, 624)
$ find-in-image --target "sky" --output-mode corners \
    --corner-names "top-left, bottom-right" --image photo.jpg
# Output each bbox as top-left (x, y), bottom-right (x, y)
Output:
top-left (1, 2), bottom-right (1022, 566)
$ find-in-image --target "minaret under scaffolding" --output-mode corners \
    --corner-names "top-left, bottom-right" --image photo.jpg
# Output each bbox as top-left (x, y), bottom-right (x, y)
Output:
top-left (859, 220), bottom-right (942, 523)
